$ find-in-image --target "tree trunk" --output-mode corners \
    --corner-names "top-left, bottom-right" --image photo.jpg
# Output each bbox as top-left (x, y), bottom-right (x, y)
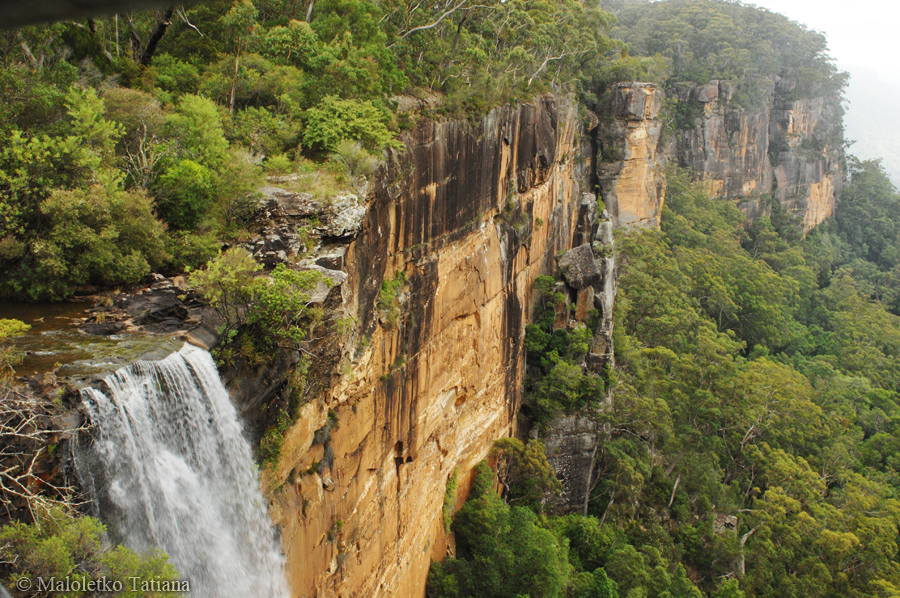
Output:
top-left (140, 7), bottom-right (175, 66)
top-left (667, 474), bottom-right (681, 508)
top-left (443, 9), bottom-right (470, 72)
top-left (583, 439), bottom-right (600, 516)
top-left (599, 495), bottom-right (615, 526)
top-left (229, 51), bottom-right (240, 114)
top-left (738, 527), bottom-right (758, 576)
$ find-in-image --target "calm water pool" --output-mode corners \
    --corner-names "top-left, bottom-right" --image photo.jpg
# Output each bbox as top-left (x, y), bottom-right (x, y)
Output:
top-left (0, 301), bottom-right (181, 379)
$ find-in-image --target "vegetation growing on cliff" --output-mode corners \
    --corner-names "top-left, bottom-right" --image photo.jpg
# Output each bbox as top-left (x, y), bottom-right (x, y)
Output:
top-left (606, 0), bottom-right (847, 108)
top-left (522, 276), bottom-right (603, 428)
top-left (0, 0), bottom-right (849, 301)
top-left (190, 247), bottom-right (325, 370)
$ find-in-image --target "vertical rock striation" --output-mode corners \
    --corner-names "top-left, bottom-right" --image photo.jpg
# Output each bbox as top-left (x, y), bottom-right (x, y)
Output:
top-left (596, 83), bottom-right (668, 229)
top-left (270, 96), bottom-right (593, 598)
top-left (544, 77), bottom-right (845, 517)
top-left (263, 76), bottom-right (844, 594)
top-left (671, 79), bottom-right (843, 231)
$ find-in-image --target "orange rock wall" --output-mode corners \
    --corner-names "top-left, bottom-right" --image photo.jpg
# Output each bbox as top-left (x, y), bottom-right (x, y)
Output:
top-left (597, 83), bottom-right (668, 229)
top-left (269, 96), bottom-right (589, 598)
top-left (673, 81), bottom-right (843, 231)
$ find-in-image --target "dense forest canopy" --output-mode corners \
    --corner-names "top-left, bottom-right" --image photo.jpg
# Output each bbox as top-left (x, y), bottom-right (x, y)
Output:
top-left (607, 0), bottom-right (847, 105)
top-left (0, 0), bottom-right (620, 299)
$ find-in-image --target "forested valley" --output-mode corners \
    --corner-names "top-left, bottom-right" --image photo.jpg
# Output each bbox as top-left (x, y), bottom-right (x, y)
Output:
top-left (2, 0), bottom-right (900, 597)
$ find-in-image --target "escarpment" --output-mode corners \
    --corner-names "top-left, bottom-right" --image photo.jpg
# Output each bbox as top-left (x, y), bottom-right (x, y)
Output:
top-left (671, 78), bottom-right (844, 230)
top-left (265, 95), bottom-right (605, 598)
top-left (260, 75), bottom-right (845, 594)
top-left (595, 82), bottom-right (668, 229)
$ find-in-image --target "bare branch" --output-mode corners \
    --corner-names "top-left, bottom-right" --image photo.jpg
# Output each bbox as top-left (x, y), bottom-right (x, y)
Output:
top-left (0, 387), bottom-right (86, 522)
top-left (387, 0), bottom-right (468, 48)
top-left (528, 50), bottom-right (585, 87)
top-left (176, 6), bottom-right (203, 37)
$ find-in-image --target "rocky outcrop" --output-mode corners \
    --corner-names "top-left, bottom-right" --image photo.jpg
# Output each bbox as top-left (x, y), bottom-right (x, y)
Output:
top-left (79, 276), bottom-right (221, 349)
top-left (596, 83), bottom-right (668, 229)
top-left (674, 81), bottom-right (774, 199)
top-left (768, 93), bottom-right (843, 230)
top-left (269, 95), bottom-right (593, 598)
top-left (672, 79), bottom-right (843, 231)
top-left (541, 414), bottom-right (601, 514)
top-left (558, 243), bottom-right (602, 289)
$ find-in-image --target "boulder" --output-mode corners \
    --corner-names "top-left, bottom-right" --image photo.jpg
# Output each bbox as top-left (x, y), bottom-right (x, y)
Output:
top-left (327, 194), bottom-right (367, 237)
top-left (556, 244), bottom-right (601, 290)
top-left (695, 81), bottom-right (720, 103)
top-left (294, 262), bottom-right (349, 304)
top-left (80, 321), bottom-right (127, 336)
top-left (258, 188), bottom-right (367, 238)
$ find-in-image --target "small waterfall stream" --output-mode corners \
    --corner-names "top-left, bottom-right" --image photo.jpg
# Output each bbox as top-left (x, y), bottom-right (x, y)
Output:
top-left (78, 344), bottom-right (288, 598)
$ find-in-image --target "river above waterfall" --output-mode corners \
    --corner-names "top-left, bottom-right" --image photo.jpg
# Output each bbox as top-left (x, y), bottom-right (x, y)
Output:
top-left (77, 344), bottom-right (288, 598)
top-left (1, 300), bottom-right (181, 378)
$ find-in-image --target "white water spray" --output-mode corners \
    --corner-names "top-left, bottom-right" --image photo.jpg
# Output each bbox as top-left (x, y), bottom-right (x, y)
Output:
top-left (79, 344), bottom-right (288, 598)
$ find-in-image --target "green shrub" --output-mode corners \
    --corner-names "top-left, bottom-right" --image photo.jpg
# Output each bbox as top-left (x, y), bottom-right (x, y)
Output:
top-left (522, 276), bottom-right (604, 428)
top-left (151, 54), bottom-right (201, 95)
top-left (167, 94), bottom-right (229, 170)
top-left (167, 231), bottom-right (222, 272)
top-left (0, 318), bottom-right (29, 380)
top-left (303, 96), bottom-right (398, 152)
top-left (231, 106), bottom-right (295, 159)
top-left (0, 511), bottom-right (182, 596)
top-left (5, 185), bottom-right (170, 300)
top-left (258, 409), bottom-right (292, 464)
top-left (156, 159), bottom-right (215, 230)
top-left (191, 250), bottom-right (326, 353)
top-left (427, 461), bottom-right (569, 598)
top-left (491, 438), bottom-right (562, 512)
top-left (378, 270), bottom-right (407, 327)
top-left (331, 140), bottom-right (380, 179)
top-left (265, 153), bottom-right (293, 175)
top-left (248, 264), bottom-right (326, 349)
top-left (189, 247), bottom-right (262, 332)
top-left (442, 469), bottom-right (459, 534)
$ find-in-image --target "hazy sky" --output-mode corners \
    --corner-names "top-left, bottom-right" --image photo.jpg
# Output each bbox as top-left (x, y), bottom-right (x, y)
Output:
top-left (743, 0), bottom-right (900, 80)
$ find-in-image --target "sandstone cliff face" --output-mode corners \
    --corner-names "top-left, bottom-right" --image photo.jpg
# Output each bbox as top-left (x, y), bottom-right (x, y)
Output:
top-left (596, 83), bottom-right (668, 229)
top-left (544, 79), bottom-right (846, 518)
top-left (263, 76), bottom-right (843, 593)
top-left (268, 96), bottom-right (592, 598)
top-left (672, 80), bottom-right (844, 231)
top-left (674, 81), bottom-right (773, 199)
top-left (768, 94), bottom-right (843, 230)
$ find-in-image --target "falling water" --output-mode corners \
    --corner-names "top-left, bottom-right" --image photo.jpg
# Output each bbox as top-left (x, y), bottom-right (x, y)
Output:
top-left (78, 343), bottom-right (288, 598)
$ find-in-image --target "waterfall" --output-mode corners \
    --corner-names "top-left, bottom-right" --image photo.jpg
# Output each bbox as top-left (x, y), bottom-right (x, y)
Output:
top-left (78, 344), bottom-right (288, 598)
